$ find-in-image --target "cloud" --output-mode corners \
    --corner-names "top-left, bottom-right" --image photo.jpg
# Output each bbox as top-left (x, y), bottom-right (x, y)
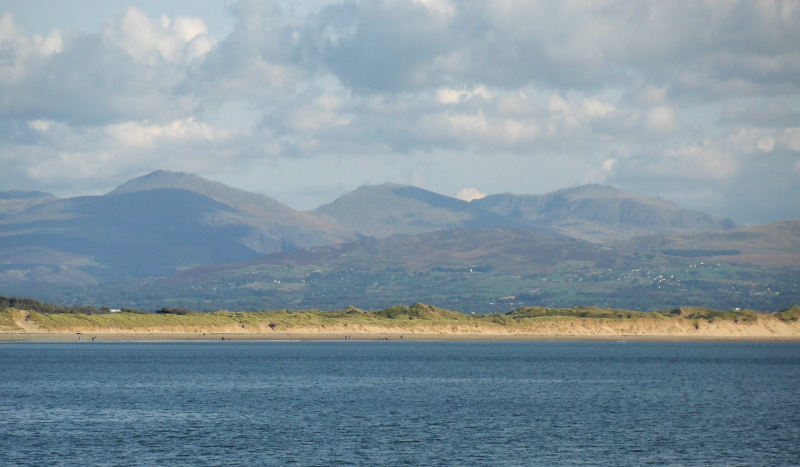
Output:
top-left (0, 10), bottom-right (213, 126)
top-left (584, 158), bottom-right (617, 184)
top-left (0, 1), bottom-right (799, 223)
top-left (455, 187), bottom-right (486, 202)
top-left (103, 7), bottom-right (215, 64)
top-left (307, 1), bottom-right (800, 96)
top-left (106, 119), bottom-right (225, 148)
top-left (645, 107), bottom-right (679, 135)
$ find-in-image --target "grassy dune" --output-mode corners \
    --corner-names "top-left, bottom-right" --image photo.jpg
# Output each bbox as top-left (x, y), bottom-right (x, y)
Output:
top-left (0, 308), bottom-right (23, 332)
top-left (2, 303), bottom-right (800, 339)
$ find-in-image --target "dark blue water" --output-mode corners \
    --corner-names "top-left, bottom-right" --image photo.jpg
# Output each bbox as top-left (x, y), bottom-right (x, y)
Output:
top-left (1, 341), bottom-right (798, 466)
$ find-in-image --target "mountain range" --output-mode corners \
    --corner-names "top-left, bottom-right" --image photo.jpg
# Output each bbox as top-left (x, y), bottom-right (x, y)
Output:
top-left (473, 185), bottom-right (738, 242)
top-left (0, 170), bottom-right (796, 312)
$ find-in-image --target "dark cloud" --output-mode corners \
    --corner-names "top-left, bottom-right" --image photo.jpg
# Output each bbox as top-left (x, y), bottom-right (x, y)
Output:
top-left (299, 1), bottom-right (800, 96)
top-left (310, 1), bottom-right (463, 92)
top-left (720, 101), bottom-right (800, 127)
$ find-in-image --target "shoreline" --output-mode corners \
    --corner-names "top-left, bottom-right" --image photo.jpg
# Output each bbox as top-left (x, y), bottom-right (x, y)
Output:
top-left (4, 306), bottom-right (799, 342)
top-left (2, 332), bottom-right (799, 343)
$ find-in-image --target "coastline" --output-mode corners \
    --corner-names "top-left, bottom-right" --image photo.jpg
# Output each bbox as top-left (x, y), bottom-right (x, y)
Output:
top-left (3, 306), bottom-right (800, 342)
top-left (3, 331), bottom-right (799, 343)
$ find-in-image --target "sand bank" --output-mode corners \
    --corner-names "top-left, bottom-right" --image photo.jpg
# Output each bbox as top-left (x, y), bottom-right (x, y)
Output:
top-left (3, 308), bottom-right (799, 342)
top-left (2, 332), bottom-right (798, 342)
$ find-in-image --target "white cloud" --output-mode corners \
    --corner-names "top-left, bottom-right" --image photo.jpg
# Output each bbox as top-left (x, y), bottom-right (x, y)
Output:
top-left (106, 119), bottom-right (224, 148)
top-left (410, 171), bottom-right (426, 188)
top-left (1, 1), bottom-right (799, 223)
top-left (29, 119), bottom-right (55, 133)
top-left (103, 8), bottom-right (216, 64)
top-left (412, 0), bottom-right (455, 20)
top-left (436, 88), bottom-right (465, 105)
top-left (645, 106), bottom-right (679, 134)
top-left (584, 158), bottom-right (617, 184)
top-left (667, 144), bottom-right (738, 180)
top-left (731, 127), bottom-right (777, 153)
top-left (547, 95), bottom-right (616, 129)
top-left (455, 187), bottom-right (487, 202)
top-left (0, 10), bottom-right (205, 125)
top-left (0, 12), bottom-right (18, 42)
top-left (782, 128), bottom-right (800, 152)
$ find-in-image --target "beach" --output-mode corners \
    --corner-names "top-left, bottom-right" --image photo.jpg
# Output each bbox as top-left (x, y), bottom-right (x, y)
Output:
top-left (3, 324), bottom-right (800, 342)
top-left (3, 306), bottom-right (800, 342)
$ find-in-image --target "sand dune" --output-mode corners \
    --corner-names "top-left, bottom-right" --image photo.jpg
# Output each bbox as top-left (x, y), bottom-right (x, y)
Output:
top-left (2, 309), bottom-right (798, 341)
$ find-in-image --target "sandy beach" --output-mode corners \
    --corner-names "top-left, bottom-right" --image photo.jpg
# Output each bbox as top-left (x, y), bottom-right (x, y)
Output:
top-left (3, 333), bottom-right (799, 342)
top-left (3, 307), bottom-right (800, 342)
top-left (4, 326), bottom-right (800, 343)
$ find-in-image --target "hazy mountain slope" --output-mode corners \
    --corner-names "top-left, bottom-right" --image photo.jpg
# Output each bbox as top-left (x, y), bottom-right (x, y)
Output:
top-left (157, 228), bottom-right (622, 311)
top-left (0, 171), bottom-right (363, 287)
top-left (146, 223), bottom-right (799, 312)
top-left (473, 184), bottom-right (738, 242)
top-left (109, 170), bottom-right (359, 247)
top-left (174, 228), bottom-right (606, 282)
top-left (0, 189), bottom-right (263, 281)
top-left (616, 220), bottom-right (800, 265)
top-left (3, 172), bottom-right (794, 312)
top-left (0, 190), bottom-right (58, 220)
top-left (310, 183), bottom-right (558, 238)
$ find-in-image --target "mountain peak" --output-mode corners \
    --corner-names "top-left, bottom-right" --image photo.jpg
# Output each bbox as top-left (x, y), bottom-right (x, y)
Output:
top-left (107, 170), bottom-right (220, 195)
top-left (311, 183), bottom-right (557, 239)
top-left (107, 170), bottom-right (359, 247)
top-left (551, 184), bottom-right (677, 207)
top-left (107, 170), bottom-right (294, 213)
top-left (473, 185), bottom-right (738, 241)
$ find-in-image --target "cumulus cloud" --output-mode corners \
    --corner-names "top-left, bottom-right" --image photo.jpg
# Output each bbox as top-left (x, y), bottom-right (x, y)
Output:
top-left (585, 158), bottom-right (618, 184)
top-left (103, 8), bottom-right (215, 64)
top-left (307, 1), bottom-right (800, 96)
top-left (106, 119), bottom-right (225, 148)
top-left (0, 1), bottom-right (799, 223)
top-left (0, 10), bottom-right (214, 125)
top-left (455, 187), bottom-right (486, 202)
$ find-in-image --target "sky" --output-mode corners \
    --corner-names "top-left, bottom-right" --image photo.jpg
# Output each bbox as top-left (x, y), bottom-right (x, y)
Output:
top-left (1, 0), bottom-right (799, 224)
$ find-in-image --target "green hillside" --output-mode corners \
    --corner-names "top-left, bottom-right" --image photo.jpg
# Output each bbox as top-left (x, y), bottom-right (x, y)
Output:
top-left (40, 226), bottom-right (798, 314)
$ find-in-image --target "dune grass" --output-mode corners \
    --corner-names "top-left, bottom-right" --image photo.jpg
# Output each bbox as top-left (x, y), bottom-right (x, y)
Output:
top-left (0, 308), bottom-right (22, 331)
top-left (5, 301), bottom-right (795, 334)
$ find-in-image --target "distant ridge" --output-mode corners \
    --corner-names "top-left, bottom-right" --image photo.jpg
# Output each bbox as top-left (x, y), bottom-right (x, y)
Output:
top-left (0, 189), bottom-right (260, 280)
top-left (109, 171), bottom-right (290, 216)
top-left (172, 228), bottom-right (594, 282)
top-left (150, 220), bottom-right (800, 312)
top-left (0, 190), bottom-right (55, 200)
top-left (109, 170), bottom-right (359, 247)
top-left (310, 183), bottom-right (559, 238)
top-left (4, 170), bottom-right (796, 313)
top-left (473, 184), bottom-right (739, 242)
top-left (617, 219), bottom-right (800, 265)
top-left (0, 190), bottom-right (57, 220)
top-left (0, 171), bottom-right (360, 285)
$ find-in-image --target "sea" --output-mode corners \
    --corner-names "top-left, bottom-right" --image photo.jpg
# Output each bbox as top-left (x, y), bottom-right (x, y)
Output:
top-left (1, 340), bottom-right (798, 466)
